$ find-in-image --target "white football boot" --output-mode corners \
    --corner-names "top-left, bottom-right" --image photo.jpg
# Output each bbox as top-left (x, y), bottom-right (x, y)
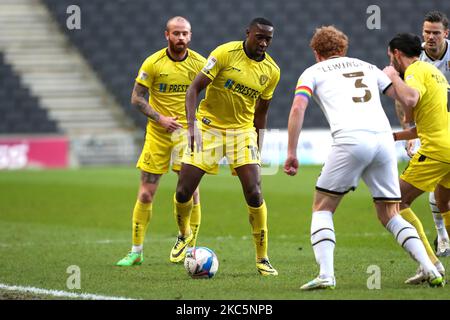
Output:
top-left (300, 275), bottom-right (336, 290)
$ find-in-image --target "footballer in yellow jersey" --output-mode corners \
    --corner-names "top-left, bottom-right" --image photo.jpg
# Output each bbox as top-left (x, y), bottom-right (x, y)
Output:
top-left (198, 41), bottom-right (280, 130)
top-left (403, 61), bottom-right (450, 166)
top-left (392, 11), bottom-right (450, 267)
top-left (385, 32), bottom-right (449, 284)
top-left (418, 11), bottom-right (450, 259)
top-left (173, 18), bottom-right (280, 276)
top-left (135, 47), bottom-right (206, 129)
top-left (116, 17), bottom-right (205, 267)
top-left (135, 47), bottom-right (206, 173)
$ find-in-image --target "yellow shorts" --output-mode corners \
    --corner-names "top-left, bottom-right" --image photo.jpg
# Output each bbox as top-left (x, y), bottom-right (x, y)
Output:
top-left (136, 125), bottom-right (187, 174)
top-left (400, 152), bottom-right (450, 192)
top-left (182, 124), bottom-right (260, 175)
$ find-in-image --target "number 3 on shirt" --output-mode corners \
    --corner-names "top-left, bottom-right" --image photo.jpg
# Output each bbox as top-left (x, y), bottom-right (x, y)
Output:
top-left (343, 71), bottom-right (372, 103)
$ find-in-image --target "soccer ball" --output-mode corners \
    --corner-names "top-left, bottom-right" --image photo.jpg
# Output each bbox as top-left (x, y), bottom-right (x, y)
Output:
top-left (184, 247), bottom-right (219, 279)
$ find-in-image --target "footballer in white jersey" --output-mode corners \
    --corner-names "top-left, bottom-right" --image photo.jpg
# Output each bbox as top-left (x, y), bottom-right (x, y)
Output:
top-left (420, 39), bottom-right (450, 81)
top-left (284, 26), bottom-right (444, 291)
top-left (295, 56), bottom-right (398, 197)
top-left (297, 57), bottom-right (393, 143)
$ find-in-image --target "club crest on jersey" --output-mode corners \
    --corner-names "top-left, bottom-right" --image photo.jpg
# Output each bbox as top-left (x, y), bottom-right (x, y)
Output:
top-left (202, 57), bottom-right (217, 74)
top-left (260, 74), bottom-right (269, 86)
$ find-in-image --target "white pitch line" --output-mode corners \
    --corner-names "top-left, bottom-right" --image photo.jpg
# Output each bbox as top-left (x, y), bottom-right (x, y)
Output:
top-left (0, 283), bottom-right (134, 300)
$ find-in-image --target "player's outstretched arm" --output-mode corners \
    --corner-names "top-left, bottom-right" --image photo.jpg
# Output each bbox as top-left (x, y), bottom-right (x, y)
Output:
top-left (284, 95), bottom-right (309, 176)
top-left (185, 73), bottom-right (212, 151)
top-left (393, 127), bottom-right (418, 142)
top-left (131, 82), bottom-right (182, 132)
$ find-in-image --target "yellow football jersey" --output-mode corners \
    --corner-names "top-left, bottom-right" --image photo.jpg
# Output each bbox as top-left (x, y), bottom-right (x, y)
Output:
top-left (405, 61), bottom-right (450, 162)
top-left (198, 41), bottom-right (280, 130)
top-left (135, 48), bottom-right (206, 127)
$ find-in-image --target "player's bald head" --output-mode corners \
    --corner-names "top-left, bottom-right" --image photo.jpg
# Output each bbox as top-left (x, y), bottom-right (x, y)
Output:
top-left (166, 16), bottom-right (191, 32)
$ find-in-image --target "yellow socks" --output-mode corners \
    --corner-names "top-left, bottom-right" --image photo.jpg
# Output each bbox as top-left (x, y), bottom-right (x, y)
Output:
top-left (189, 203), bottom-right (202, 247)
top-left (132, 200), bottom-right (152, 249)
top-left (173, 195), bottom-right (192, 237)
top-left (400, 208), bottom-right (438, 264)
top-left (248, 201), bottom-right (268, 260)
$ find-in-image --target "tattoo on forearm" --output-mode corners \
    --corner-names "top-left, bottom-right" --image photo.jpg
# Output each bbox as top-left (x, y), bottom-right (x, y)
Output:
top-left (137, 100), bottom-right (160, 122)
top-left (133, 83), bottom-right (160, 122)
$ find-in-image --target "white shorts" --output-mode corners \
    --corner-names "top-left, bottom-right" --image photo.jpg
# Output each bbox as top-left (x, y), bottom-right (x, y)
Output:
top-left (316, 132), bottom-right (401, 202)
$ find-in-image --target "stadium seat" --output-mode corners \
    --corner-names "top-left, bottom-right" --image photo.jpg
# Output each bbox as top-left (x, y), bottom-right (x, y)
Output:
top-left (0, 53), bottom-right (58, 134)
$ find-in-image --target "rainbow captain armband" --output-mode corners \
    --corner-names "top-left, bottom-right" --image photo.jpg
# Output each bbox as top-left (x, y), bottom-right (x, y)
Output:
top-left (295, 85), bottom-right (312, 100)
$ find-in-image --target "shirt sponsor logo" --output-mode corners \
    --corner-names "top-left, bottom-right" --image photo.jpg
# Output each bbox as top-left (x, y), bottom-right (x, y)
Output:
top-left (159, 83), bottom-right (167, 92)
top-left (159, 83), bottom-right (189, 93)
top-left (224, 79), bottom-right (260, 99)
top-left (431, 73), bottom-right (447, 85)
top-left (168, 84), bottom-right (189, 92)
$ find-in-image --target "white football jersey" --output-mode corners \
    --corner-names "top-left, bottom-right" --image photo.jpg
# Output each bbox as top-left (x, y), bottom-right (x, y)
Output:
top-left (296, 57), bottom-right (393, 141)
top-left (420, 39), bottom-right (450, 82)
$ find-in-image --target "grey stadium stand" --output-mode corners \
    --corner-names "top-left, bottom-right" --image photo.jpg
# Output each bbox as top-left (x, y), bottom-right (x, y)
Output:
top-left (0, 52), bottom-right (58, 134)
top-left (43, 0), bottom-right (450, 129)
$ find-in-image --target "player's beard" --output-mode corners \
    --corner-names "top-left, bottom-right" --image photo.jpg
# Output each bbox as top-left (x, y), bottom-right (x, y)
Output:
top-left (392, 57), bottom-right (404, 79)
top-left (169, 41), bottom-right (188, 55)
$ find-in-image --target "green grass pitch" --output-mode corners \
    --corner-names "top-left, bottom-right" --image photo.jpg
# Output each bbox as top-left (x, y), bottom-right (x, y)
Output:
top-left (0, 165), bottom-right (448, 299)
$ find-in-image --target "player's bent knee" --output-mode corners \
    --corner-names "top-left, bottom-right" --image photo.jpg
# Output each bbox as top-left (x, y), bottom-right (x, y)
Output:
top-left (176, 186), bottom-right (194, 203)
top-left (245, 189), bottom-right (263, 207)
top-left (138, 191), bottom-right (154, 203)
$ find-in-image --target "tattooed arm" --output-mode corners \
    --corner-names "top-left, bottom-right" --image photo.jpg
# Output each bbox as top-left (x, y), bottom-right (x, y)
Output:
top-left (131, 82), bottom-right (182, 132)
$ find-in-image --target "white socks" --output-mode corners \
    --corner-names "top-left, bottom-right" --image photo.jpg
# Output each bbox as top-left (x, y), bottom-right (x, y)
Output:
top-left (429, 192), bottom-right (449, 242)
top-left (310, 211), bottom-right (336, 278)
top-left (310, 211), bottom-right (442, 280)
top-left (386, 214), bottom-right (436, 274)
